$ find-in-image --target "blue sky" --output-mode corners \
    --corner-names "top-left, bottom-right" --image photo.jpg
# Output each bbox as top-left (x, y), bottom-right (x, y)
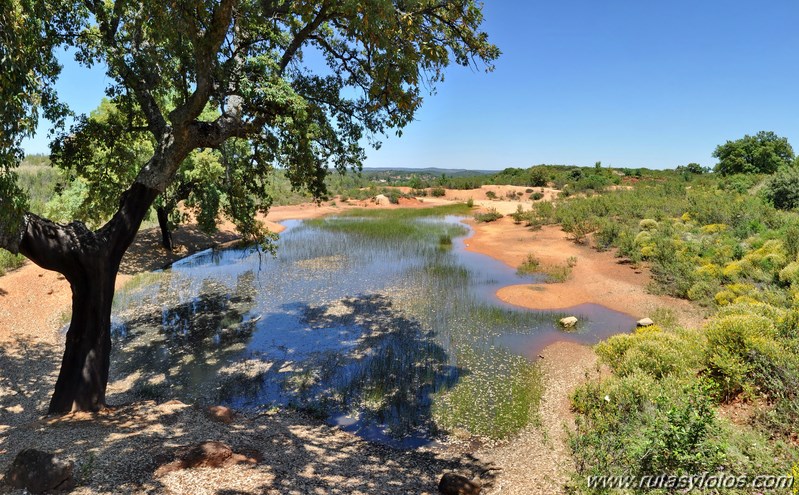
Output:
top-left (22, 0), bottom-right (799, 170)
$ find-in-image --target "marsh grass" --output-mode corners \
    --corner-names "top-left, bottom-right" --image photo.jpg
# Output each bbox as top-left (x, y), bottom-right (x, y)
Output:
top-left (307, 205), bottom-right (470, 242)
top-left (112, 271), bottom-right (167, 310)
top-left (336, 203), bottom-right (472, 219)
top-left (433, 347), bottom-right (543, 440)
top-left (516, 253), bottom-right (541, 275)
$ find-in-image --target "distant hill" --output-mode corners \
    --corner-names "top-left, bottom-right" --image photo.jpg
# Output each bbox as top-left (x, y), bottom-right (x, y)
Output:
top-left (361, 167), bottom-right (495, 178)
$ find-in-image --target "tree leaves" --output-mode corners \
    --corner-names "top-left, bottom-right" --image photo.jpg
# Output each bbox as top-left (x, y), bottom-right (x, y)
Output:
top-left (3, 0), bottom-right (498, 245)
top-left (713, 131), bottom-right (795, 176)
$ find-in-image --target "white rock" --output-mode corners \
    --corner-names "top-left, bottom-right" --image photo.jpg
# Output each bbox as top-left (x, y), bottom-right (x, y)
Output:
top-left (559, 316), bottom-right (578, 328)
top-left (637, 317), bottom-right (654, 327)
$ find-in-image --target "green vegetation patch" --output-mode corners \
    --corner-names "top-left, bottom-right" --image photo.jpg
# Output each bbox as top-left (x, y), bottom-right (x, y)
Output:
top-left (433, 347), bottom-right (543, 440)
top-left (335, 202), bottom-right (472, 220)
top-left (308, 205), bottom-right (471, 242)
top-left (0, 250), bottom-right (26, 276)
top-left (570, 306), bottom-right (799, 493)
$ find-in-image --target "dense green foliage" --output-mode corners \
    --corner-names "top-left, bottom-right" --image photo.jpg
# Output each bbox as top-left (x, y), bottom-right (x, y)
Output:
top-left (570, 309), bottom-right (799, 493)
top-left (763, 165), bottom-right (799, 211)
top-left (0, 1), bottom-right (72, 250)
top-left (539, 165), bottom-right (799, 492)
top-left (547, 172), bottom-right (799, 307)
top-left (713, 131), bottom-right (794, 176)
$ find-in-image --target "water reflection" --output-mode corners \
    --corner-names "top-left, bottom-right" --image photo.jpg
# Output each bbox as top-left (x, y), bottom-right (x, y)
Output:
top-left (110, 216), bottom-right (637, 446)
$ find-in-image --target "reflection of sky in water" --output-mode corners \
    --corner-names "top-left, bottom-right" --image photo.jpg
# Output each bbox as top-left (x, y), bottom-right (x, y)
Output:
top-left (111, 216), bottom-right (636, 448)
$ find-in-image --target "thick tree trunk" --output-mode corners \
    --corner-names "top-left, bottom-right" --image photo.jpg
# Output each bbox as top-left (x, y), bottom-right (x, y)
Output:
top-left (156, 206), bottom-right (173, 251)
top-left (48, 261), bottom-right (116, 412)
top-left (18, 182), bottom-right (160, 413)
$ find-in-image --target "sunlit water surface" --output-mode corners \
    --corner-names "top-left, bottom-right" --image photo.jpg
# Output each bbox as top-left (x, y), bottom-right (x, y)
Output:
top-left (110, 216), bottom-right (635, 448)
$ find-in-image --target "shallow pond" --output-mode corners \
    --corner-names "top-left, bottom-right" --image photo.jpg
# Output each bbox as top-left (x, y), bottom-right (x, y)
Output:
top-left (110, 212), bottom-right (635, 448)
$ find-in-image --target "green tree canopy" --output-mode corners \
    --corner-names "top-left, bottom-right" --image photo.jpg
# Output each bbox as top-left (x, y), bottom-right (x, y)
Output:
top-left (713, 131), bottom-right (794, 176)
top-left (0, 0), bottom-right (499, 413)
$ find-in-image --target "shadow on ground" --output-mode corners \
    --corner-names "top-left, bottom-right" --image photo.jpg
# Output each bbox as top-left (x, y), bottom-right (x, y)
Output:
top-left (1, 290), bottom-right (493, 494)
top-left (119, 225), bottom-right (239, 276)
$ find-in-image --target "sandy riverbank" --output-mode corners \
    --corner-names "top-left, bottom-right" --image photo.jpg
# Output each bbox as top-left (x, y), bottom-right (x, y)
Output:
top-left (463, 216), bottom-right (706, 329)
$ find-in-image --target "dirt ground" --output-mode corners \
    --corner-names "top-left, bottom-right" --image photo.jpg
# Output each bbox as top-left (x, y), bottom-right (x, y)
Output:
top-left (0, 192), bottom-right (704, 494)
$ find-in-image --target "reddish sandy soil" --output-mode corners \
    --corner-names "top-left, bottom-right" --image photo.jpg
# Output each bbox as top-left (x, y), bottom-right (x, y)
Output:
top-left (463, 216), bottom-right (707, 328)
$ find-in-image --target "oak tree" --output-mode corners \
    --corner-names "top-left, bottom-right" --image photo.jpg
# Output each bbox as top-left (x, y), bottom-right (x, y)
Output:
top-left (713, 131), bottom-right (794, 176)
top-left (0, 0), bottom-right (498, 413)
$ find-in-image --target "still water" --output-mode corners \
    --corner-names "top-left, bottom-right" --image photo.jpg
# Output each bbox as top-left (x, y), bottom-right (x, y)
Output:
top-left (110, 215), bottom-right (635, 447)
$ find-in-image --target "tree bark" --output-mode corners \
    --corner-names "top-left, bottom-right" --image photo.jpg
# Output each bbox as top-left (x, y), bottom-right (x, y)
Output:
top-left (156, 206), bottom-right (173, 251)
top-left (18, 182), bottom-right (160, 413)
top-left (48, 262), bottom-right (115, 412)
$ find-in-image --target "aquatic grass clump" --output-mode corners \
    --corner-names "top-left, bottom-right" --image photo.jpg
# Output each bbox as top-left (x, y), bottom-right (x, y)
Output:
top-left (516, 253), bottom-right (541, 275)
top-left (309, 212), bottom-right (469, 244)
top-left (337, 203), bottom-right (472, 219)
top-left (543, 263), bottom-right (573, 283)
top-left (433, 347), bottom-right (543, 439)
top-left (0, 250), bottom-right (26, 275)
top-left (112, 271), bottom-right (168, 310)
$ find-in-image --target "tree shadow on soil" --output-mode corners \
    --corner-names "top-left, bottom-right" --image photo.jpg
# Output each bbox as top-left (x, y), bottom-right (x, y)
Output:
top-left (0, 289), bottom-right (494, 494)
top-left (0, 336), bottom-right (60, 428)
top-left (119, 225), bottom-right (239, 276)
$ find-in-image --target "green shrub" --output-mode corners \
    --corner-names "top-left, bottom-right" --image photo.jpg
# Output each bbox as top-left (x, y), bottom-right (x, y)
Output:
top-left (530, 192), bottom-right (544, 200)
top-left (687, 280), bottom-right (718, 304)
top-left (596, 326), bottom-right (704, 379)
top-left (430, 186), bottom-right (446, 197)
top-left (516, 253), bottom-right (540, 275)
top-left (703, 314), bottom-right (781, 401)
top-left (570, 374), bottom-right (727, 485)
top-left (594, 218), bottom-right (621, 251)
top-left (0, 249), bottom-right (26, 276)
top-left (779, 261), bottom-right (799, 286)
top-left (474, 208), bottom-right (503, 223)
top-left (531, 201), bottom-right (555, 225)
top-left (510, 204), bottom-right (526, 224)
top-left (485, 190), bottom-right (497, 200)
top-left (559, 209), bottom-right (597, 244)
top-left (764, 166), bottom-right (799, 210)
top-left (783, 220), bottom-right (799, 259)
top-left (638, 218), bottom-right (658, 230)
top-left (466, 197), bottom-right (474, 208)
